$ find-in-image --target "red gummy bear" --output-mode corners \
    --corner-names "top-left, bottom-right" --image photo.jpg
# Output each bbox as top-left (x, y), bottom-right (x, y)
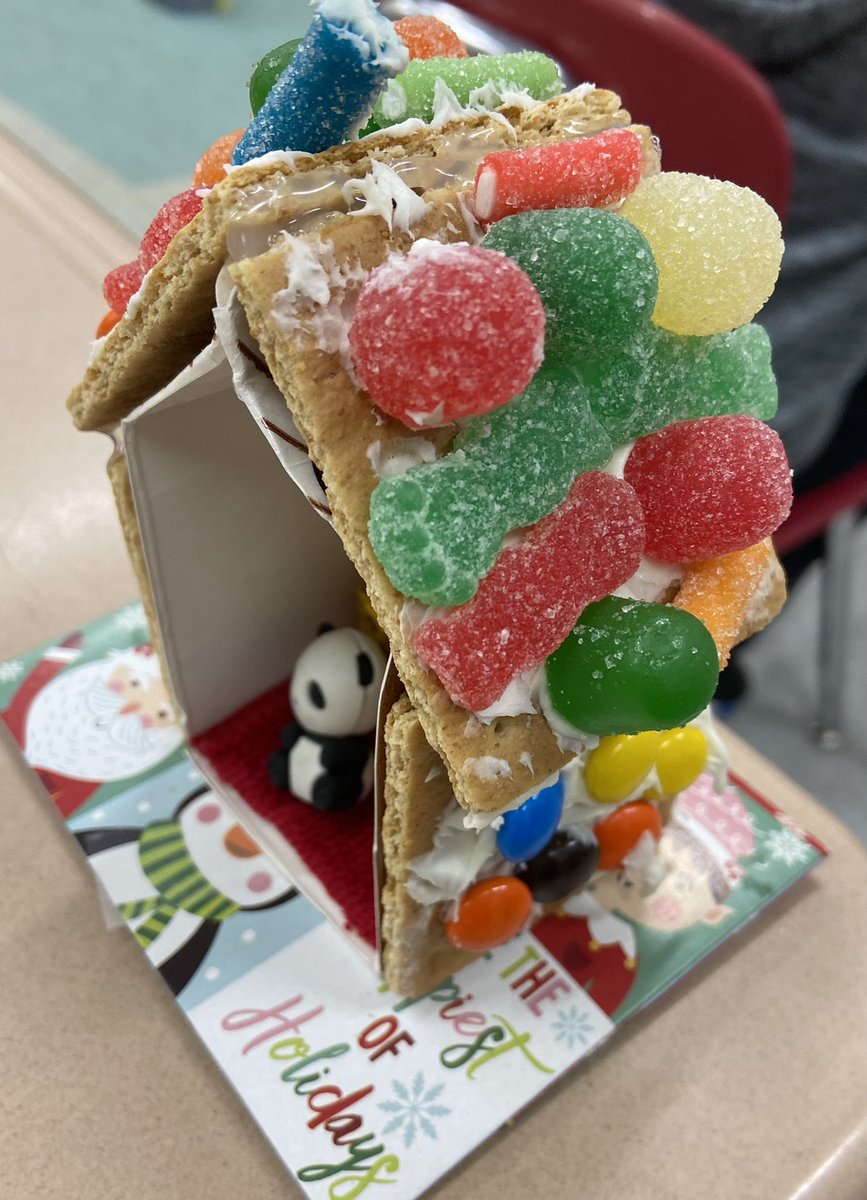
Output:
top-left (139, 188), bottom-right (205, 273)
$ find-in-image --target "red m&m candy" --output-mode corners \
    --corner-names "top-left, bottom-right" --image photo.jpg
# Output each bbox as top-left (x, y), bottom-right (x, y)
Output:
top-left (446, 876), bottom-right (533, 951)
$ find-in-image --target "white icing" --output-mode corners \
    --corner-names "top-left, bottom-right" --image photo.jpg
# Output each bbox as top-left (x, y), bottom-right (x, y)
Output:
top-left (431, 79), bottom-right (468, 128)
top-left (538, 676), bottom-right (600, 756)
top-left (366, 435), bottom-right (437, 480)
top-left (474, 666), bottom-right (539, 722)
top-left (225, 149), bottom-right (313, 174)
top-left (602, 441), bottom-right (635, 480)
top-left (124, 267), bottom-right (152, 321)
top-left (406, 801), bottom-right (499, 905)
top-left (317, 0), bottom-right (409, 74)
top-left (519, 750), bottom-right (534, 774)
top-left (380, 80), bottom-right (408, 121)
top-left (344, 160), bottom-right (430, 232)
top-left (359, 116), bottom-right (426, 141)
top-left (615, 556), bottom-right (682, 604)
top-left (463, 755), bottom-right (512, 782)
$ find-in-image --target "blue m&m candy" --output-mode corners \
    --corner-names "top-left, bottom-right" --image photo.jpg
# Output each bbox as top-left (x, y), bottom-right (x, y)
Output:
top-left (497, 776), bottom-right (564, 863)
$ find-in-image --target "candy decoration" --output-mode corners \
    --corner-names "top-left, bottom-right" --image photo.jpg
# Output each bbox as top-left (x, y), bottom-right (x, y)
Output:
top-left (584, 731), bottom-right (664, 804)
top-left (620, 172), bottom-right (784, 336)
top-left (414, 472), bottom-right (645, 709)
top-left (673, 540), bottom-right (773, 667)
top-left (233, 0), bottom-right (408, 164)
top-left (515, 828), bottom-right (600, 902)
top-left (483, 209), bottom-right (658, 361)
top-left (96, 311), bottom-right (122, 338)
top-left (349, 241), bottom-right (545, 429)
top-left (369, 363), bottom-right (613, 606)
top-left (394, 15), bottom-right (467, 60)
top-left (372, 51), bottom-right (561, 129)
top-left (595, 800), bottom-right (662, 871)
top-left (102, 260), bottom-right (144, 316)
top-left (446, 876), bottom-right (533, 952)
top-left (139, 189), bottom-right (205, 273)
top-left (577, 321), bottom-right (777, 446)
top-left (624, 415), bottom-right (793, 563)
top-left (474, 128), bottom-right (645, 225)
top-left (248, 39), bottom-right (303, 115)
top-left (496, 777), bottom-right (565, 863)
top-left (544, 597), bottom-right (720, 737)
top-left (192, 130), bottom-right (245, 187)
top-left (655, 727), bottom-right (709, 796)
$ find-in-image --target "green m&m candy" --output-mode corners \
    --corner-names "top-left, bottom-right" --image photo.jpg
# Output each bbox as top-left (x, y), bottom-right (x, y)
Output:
top-left (544, 596), bottom-right (719, 737)
top-left (249, 38), bottom-right (302, 115)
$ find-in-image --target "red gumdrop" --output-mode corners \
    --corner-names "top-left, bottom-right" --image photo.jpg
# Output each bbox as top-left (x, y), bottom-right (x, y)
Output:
top-left (103, 260), bottom-right (145, 314)
top-left (348, 241), bottom-right (545, 428)
top-left (624, 415), bottom-right (793, 563)
top-left (414, 472), bottom-right (645, 711)
top-left (474, 128), bottom-right (645, 225)
top-left (139, 188), bottom-right (205, 273)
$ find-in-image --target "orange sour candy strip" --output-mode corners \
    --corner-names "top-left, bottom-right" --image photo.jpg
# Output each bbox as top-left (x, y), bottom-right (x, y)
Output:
top-left (192, 130), bottom-right (245, 188)
top-left (673, 539), bottom-right (773, 667)
top-left (394, 15), bottom-right (468, 59)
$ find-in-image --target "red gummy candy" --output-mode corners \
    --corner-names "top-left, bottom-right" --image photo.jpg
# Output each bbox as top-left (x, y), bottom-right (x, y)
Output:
top-left (349, 242), bottom-right (545, 428)
top-left (103, 259), bottom-right (144, 314)
top-left (624, 415), bottom-right (793, 563)
top-left (474, 128), bottom-right (645, 225)
top-left (414, 472), bottom-right (645, 711)
top-left (139, 188), bottom-right (205, 273)
top-left (394, 15), bottom-right (467, 59)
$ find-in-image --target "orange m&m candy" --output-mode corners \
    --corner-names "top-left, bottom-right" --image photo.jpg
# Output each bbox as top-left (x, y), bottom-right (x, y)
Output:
top-left (446, 876), bottom-right (533, 951)
top-left (595, 800), bottom-right (663, 871)
top-left (96, 310), bottom-right (122, 338)
top-left (394, 15), bottom-right (467, 60)
top-left (192, 130), bottom-right (245, 188)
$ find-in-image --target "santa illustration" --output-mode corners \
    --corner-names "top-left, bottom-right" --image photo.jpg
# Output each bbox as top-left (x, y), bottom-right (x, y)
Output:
top-left (1, 634), bottom-right (184, 817)
top-left (534, 776), bottom-right (756, 1016)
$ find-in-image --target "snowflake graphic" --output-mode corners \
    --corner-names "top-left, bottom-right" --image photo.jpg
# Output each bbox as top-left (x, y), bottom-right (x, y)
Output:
top-left (378, 1071), bottom-right (451, 1148)
top-left (552, 1006), bottom-right (597, 1050)
top-left (113, 602), bottom-right (149, 635)
top-left (0, 659), bottom-right (24, 684)
top-left (763, 826), bottom-right (812, 868)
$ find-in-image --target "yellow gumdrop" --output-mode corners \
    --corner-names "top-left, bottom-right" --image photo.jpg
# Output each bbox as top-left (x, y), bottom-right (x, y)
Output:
top-left (620, 172), bottom-right (783, 336)
top-left (656, 727), bottom-right (709, 796)
top-left (585, 731), bottom-right (662, 803)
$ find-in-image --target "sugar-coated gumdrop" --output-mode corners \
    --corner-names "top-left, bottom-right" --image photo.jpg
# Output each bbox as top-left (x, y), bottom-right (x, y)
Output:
top-left (515, 827), bottom-right (600, 902)
top-left (620, 173), bottom-right (784, 336)
top-left (369, 363), bottom-right (612, 605)
top-left (584, 731), bottom-right (664, 804)
top-left (414, 472), bottom-right (644, 708)
top-left (103, 260), bottom-right (144, 314)
top-left (394, 15), bottom-right (467, 59)
top-left (674, 540), bottom-right (773, 667)
top-left (577, 321), bottom-right (777, 445)
top-left (96, 310), bottom-right (122, 338)
top-left (624, 415), bottom-right (793, 563)
top-left (350, 242), bottom-right (545, 429)
top-left (483, 209), bottom-right (658, 361)
top-left (544, 597), bottom-right (720, 737)
top-left (446, 876), bottom-right (533, 951)
top-left (140, 189), bottom-right (205, 273)
top-left (595, 800), bottom-right (662, 871)
top-left (192, 130), bottom-right (244, 188)
top-left (248, 38), bottom-right (302, 115)
top-left (655, 727), bottom-right (708, 795)
top-left (372, 51), bottom-right (561, 128)
top-left (497, 777), bottom-right (565, 863)
top-left (474, 129), bottom-right (645, 225)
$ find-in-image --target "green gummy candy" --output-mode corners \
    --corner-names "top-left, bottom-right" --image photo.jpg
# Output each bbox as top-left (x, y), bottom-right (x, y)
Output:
top-left (249, 39), bottom-right (302, 116)
top-left (372, 51), bottom-right (562, 128)
top-left (544, 596), bottom-right (720, 737)
top-left (369, 364), bottom-right (612, 606)
top-left (483, 209), bottom-right (659, 361)
top-left (577, 321), bottom-right (778, 445)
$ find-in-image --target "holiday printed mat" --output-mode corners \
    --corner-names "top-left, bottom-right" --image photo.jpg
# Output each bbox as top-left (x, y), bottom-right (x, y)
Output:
top-left (0, 606), bottom-right (827, 1200)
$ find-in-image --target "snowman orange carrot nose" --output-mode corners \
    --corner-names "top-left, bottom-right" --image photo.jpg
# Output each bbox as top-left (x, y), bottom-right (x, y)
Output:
top-left (224, 824), bottom-right (260, 858)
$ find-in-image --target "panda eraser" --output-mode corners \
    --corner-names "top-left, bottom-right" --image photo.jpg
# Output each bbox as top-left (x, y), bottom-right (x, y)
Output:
top-left (268, 626), bottom-right (387, 812)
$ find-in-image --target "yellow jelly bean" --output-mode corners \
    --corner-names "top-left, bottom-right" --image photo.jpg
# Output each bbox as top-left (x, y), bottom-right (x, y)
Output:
top-left (656, 727), bottom-right (709, 796)
top-left (584, 731), bottom-right (662, 803)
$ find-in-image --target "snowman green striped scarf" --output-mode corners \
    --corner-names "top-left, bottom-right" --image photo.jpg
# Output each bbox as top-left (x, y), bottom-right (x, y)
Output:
top-left (117, 819), bottom-right (239, 949)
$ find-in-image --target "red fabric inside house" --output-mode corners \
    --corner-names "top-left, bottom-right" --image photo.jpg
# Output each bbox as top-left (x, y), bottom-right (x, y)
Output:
top-left (192, 680), bottom-right (377, 947)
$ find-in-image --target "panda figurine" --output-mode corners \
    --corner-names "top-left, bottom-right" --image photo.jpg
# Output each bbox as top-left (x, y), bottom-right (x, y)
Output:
top-left (269, 626), bottom-right (387, 811)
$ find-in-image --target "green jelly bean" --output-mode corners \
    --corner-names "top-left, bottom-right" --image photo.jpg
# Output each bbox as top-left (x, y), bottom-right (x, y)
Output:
top-left (371, 51), bottom-right (561, 128)
top-left (369, 364), bottom-right (612, 606)
top-left (577, 321), bottom-right (778, 445)
top-left (544, 596), bottom-right (720, 737)
top-left (249, 39), bottom-right (302, 116)
top-left (483, 209), bottom-right (659, 361)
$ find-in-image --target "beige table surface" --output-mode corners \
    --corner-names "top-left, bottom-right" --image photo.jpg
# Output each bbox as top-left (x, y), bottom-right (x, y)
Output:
top-left (2, 133), bottom-right (867, 1200)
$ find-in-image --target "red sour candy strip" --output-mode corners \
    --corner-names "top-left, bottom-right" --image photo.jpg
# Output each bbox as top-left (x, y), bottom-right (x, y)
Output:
top-left (139, 188), bottom-right (206, 273)
top-left (414, 471), bottom-right (645, 711)
top-left (349, 241), bottom-right (545, 428)
top-left (474, 128), bottom-right (645, 225)
top-left (624, 415), bottom-right (793, 563)
top-left (394, 15), bottom-right (467, 59)
top-left (103, 259), bottom-right (145, 314)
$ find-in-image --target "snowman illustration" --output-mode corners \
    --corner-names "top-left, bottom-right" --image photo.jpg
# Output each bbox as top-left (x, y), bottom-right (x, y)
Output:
top-left (76, 785), bottom-right (296, 994)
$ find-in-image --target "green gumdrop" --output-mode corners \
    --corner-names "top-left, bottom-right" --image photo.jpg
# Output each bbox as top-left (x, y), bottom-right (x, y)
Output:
top-left (372, 51), bottom-right (562, 128)
top-left (369, 364), bottom-right (612, 606)
top-left (577, 321), bottom-right (778, 445)
top-left (249, 39), bottom-right (302, 116)
top-left (483, 209), bottom-right (659, 361)
top-left (544, 596), bottom-right (719, 736)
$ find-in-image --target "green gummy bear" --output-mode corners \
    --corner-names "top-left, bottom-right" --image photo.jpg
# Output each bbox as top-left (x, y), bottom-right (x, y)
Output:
top-left (544, 596), bottom-right (720, 736)
top-left (369, 364), bottom-right (612, 606)
top-left (248, 39), bottom-right (302, 116)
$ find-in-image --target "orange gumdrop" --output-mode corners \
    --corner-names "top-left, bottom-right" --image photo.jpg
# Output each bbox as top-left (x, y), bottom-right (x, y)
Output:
top-left (192, 129), bottom-right (245, 188)
top-left (673, 540), bottom-right (773, 668)
top-left (446, 876), bottom-right (533, 951)
top-left (394, 15), bottom-right (468, 59)
top-left (595, 801), bottom-right (663, 871)
top-left (96, 310), bottom-right (122, 338)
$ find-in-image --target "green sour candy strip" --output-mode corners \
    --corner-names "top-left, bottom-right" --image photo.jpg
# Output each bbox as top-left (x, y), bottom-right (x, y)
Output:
top-left (369, 364), bottom-right (612, 606)
top-left (372, 52), bottom-right (562, 128)
top-left (249, 39), bottom-right (302, 116)
top-left (483, 209), bottom-right (659, 361)
top-left (577, 321), bottom-right (778, 445)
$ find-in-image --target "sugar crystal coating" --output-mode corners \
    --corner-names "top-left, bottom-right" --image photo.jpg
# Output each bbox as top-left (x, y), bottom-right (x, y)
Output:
top-left (103, 260), bottom-right (144, 314)
top-left (192, 130), bottom-right (244, 188)
top-left (394, 15), bottom-right (467, 59)
top-left (248, 39), bottom-right (302, 116)
top-left (673, 540), bottom-right (773, 666)
top-left (139, 189), bottom-right (205, 273)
